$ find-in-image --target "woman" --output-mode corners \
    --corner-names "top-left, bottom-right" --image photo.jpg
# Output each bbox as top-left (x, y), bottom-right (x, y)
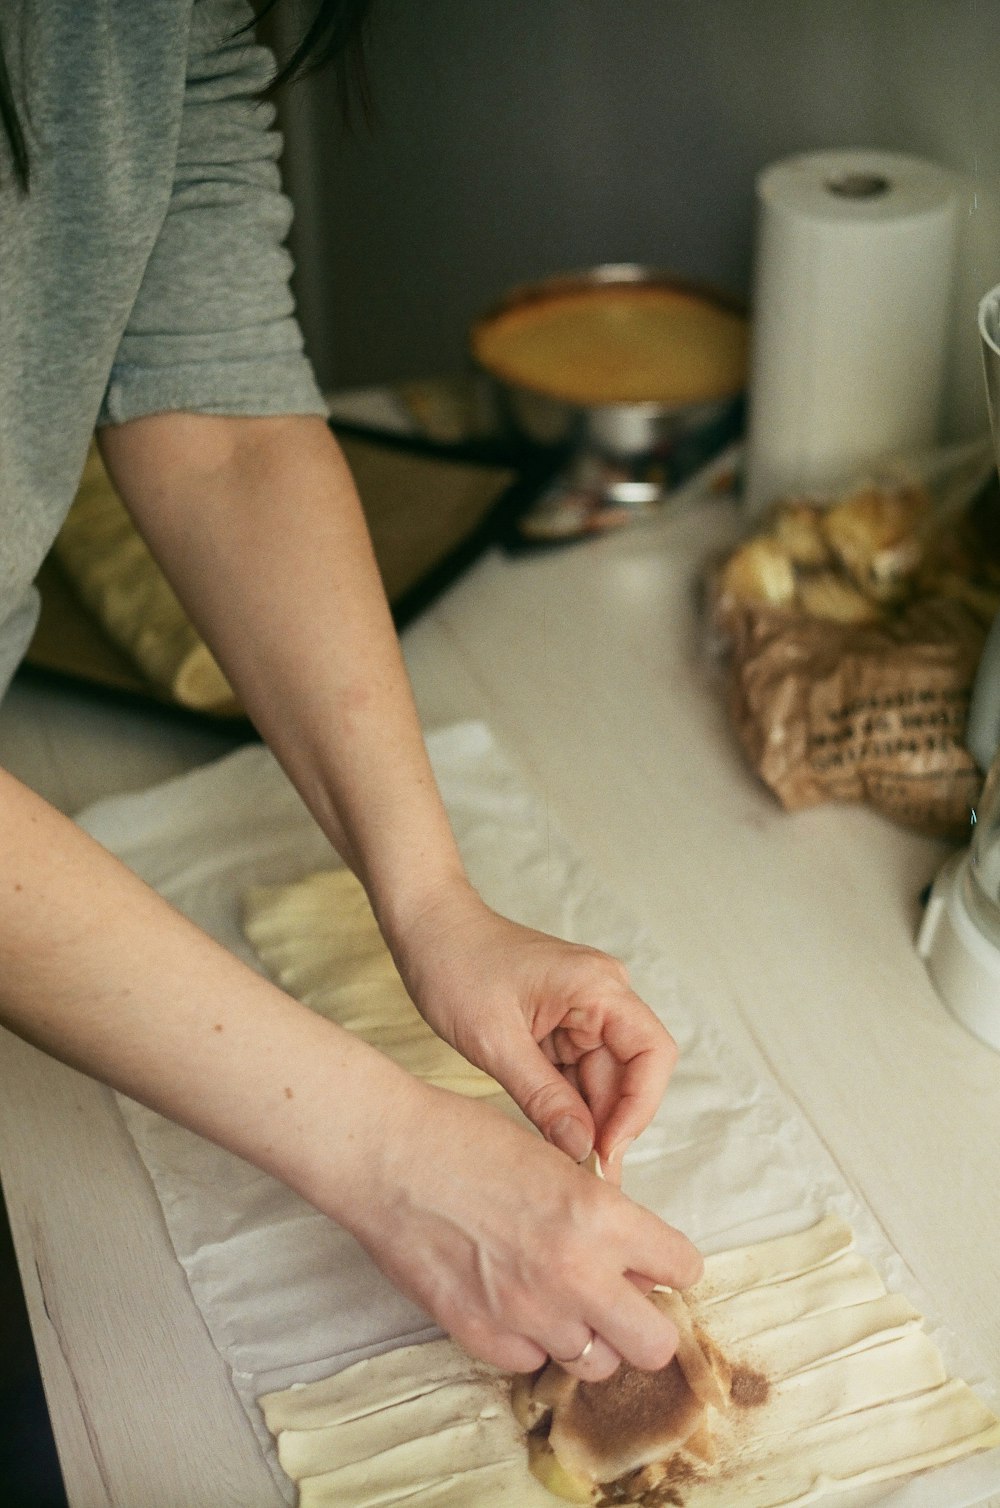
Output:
top-left (0, 0), bottom-right (701, 1383)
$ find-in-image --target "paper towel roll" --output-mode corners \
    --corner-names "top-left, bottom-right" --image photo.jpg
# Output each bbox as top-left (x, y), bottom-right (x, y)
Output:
top-left (743, 149), bottom-right (960, 516)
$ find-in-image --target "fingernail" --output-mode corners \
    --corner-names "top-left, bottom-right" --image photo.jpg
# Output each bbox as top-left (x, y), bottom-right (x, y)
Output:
top-left (551, 1116), bottom-right (593, 1163)
top-left (608, 1137), bottom-right (635, 1170)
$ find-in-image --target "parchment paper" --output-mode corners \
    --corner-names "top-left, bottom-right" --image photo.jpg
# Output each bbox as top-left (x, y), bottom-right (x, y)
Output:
top-left (75, 723), bottom-right (1000, 1507)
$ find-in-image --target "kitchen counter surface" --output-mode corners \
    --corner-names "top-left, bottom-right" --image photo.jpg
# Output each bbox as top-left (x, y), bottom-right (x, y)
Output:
top-left (2, 488), bottom-right (998, 1507)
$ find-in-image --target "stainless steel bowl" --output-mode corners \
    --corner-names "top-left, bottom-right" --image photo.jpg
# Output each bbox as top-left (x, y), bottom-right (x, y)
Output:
top-left (469, 263), bottom-right (746, 461)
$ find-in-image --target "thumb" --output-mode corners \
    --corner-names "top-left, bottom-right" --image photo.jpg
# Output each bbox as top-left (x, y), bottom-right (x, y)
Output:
top-left (494, 1040), bottom-right (595, 1162)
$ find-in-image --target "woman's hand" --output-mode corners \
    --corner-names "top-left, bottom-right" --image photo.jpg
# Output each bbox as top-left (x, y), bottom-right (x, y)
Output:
top-left (0, 765), bottom-right (698, 1384)
top-left (386, 879), bottom-right (677, 1186)
top-left (334, 1078), bottom-right (702, 1381)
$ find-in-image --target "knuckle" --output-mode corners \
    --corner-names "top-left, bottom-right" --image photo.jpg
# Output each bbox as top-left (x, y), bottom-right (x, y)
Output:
top-left (599, 951), bottom-right (630, 987)
top-left (458, 1317), bottom-right (540, 1372)
top-left (495, 1335), bottom-right (550, 1373)
top-left (597, 952), bottom-right (631, 992)
top-left (521, 1078), bottom-right (573, 1132)
top-left (568, 946), bottom-right (628, 992)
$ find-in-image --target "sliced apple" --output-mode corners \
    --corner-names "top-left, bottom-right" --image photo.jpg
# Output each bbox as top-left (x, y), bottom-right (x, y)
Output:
top-left (511, 1371), bottom-right (551, 1431)
top-left (527, 1433), bottom-right (600, 1503)
top-left (650, 1288), bottom-right (731, 1413)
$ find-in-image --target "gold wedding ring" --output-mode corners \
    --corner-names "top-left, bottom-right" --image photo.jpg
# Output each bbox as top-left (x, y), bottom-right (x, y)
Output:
top-left (552, 1331), bottom-right (595, 1366)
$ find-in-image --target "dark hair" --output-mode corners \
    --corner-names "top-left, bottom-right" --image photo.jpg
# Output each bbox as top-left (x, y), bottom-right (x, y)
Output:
top-left (0, 0), bottom-right (373, 195)
top-left (255, 0), bottom-right (372, 101)
top-left (0, 32), bottom-right (29, 189)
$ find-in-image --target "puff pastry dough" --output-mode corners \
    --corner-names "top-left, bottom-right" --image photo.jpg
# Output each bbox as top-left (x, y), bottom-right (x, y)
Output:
top-left (244, 879), bottom-right (999, 1504)
top-left (242, 868), bottom-right (503, 1100)
top-left (258, 1216), bottom-right (1000, 1507)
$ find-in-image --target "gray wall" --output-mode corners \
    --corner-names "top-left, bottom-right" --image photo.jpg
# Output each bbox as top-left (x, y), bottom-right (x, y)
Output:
top-left (273, 0), bottom-right (1000, 438)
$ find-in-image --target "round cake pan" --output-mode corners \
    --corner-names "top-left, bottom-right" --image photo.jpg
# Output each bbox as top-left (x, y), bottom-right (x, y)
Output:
top-left (469, 263), bottom-right (746, 460)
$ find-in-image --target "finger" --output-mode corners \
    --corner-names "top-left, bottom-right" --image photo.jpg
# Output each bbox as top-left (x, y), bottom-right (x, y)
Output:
top-left (625, 1207), bottom-right (704, 1294)
top-left (550, 985), bottom-right (677, 1164)
top-left (600, 1134), bottom-right (632, 1186)
top-left (452, 1320), bottom-right (549, 1375)
top-left (488, 1030), bottom-right (597, 1163)
top-left (575, 1045), bottom-right (622, 1141)
top-left (599, 1148), bottom-right (625, 1188)
top-left (568, 1055), bottom-right (626, 1187)
top-left (592, 1021), bottom-right (677, 1171)
top-left (584, 1281), bottom-right (681, 1373)
top-left (548, 1331), bottom-right (622, 1383)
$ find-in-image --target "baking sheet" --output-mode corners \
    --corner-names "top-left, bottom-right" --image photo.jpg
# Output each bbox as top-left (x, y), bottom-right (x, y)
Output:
top-left (75, 723), bottom-right (1000, 1507)
top-left (24, 435), bottom-right (516, 716)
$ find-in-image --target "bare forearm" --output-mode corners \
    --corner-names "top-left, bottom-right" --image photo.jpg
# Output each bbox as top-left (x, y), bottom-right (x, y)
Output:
top-left (0, 766), bottom-right (415, 1218)
top-left (98, 414), bottom-right (468, 947)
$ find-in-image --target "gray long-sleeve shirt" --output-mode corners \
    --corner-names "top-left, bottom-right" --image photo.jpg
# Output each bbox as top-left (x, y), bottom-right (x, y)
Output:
top-left (0, 0), bottom-right (326, 700)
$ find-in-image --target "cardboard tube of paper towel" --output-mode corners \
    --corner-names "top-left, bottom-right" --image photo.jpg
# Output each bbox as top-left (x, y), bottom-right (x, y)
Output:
top-left (742, 149), bottom-right (959, 517)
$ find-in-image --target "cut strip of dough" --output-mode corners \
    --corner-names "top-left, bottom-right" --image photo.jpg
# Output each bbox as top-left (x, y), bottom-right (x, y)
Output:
top-left (297, 1424), bottom-right (534, 1507)
top-left (242, 870), bottom-right (504, 1099)
top-left (692, 1214), bottom-right (853, 1305)
top-left (262, 1347), bottom-right (548, 1507)
top-left (726, 1330), bottom-right (947, 1443)
top-left (682, 1381), bottom-right (1000, 1508)
top-left (278, 1379), bottom-right (506, 1479)
top-left (734, 1293), bottom-right (922, 1379)
top-left (699, 1251), bottom-right (886, 1342)
top-left (55, 444), bottom-right (237, 712)
top-left (259, 1340), bottom-right (477, 1434)
top-left (300, 1457), bottom-right (556, 1508)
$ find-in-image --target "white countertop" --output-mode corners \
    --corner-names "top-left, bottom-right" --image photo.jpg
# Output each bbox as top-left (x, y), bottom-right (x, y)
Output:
top-left (2, 490), bottom-right (998, 1507)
